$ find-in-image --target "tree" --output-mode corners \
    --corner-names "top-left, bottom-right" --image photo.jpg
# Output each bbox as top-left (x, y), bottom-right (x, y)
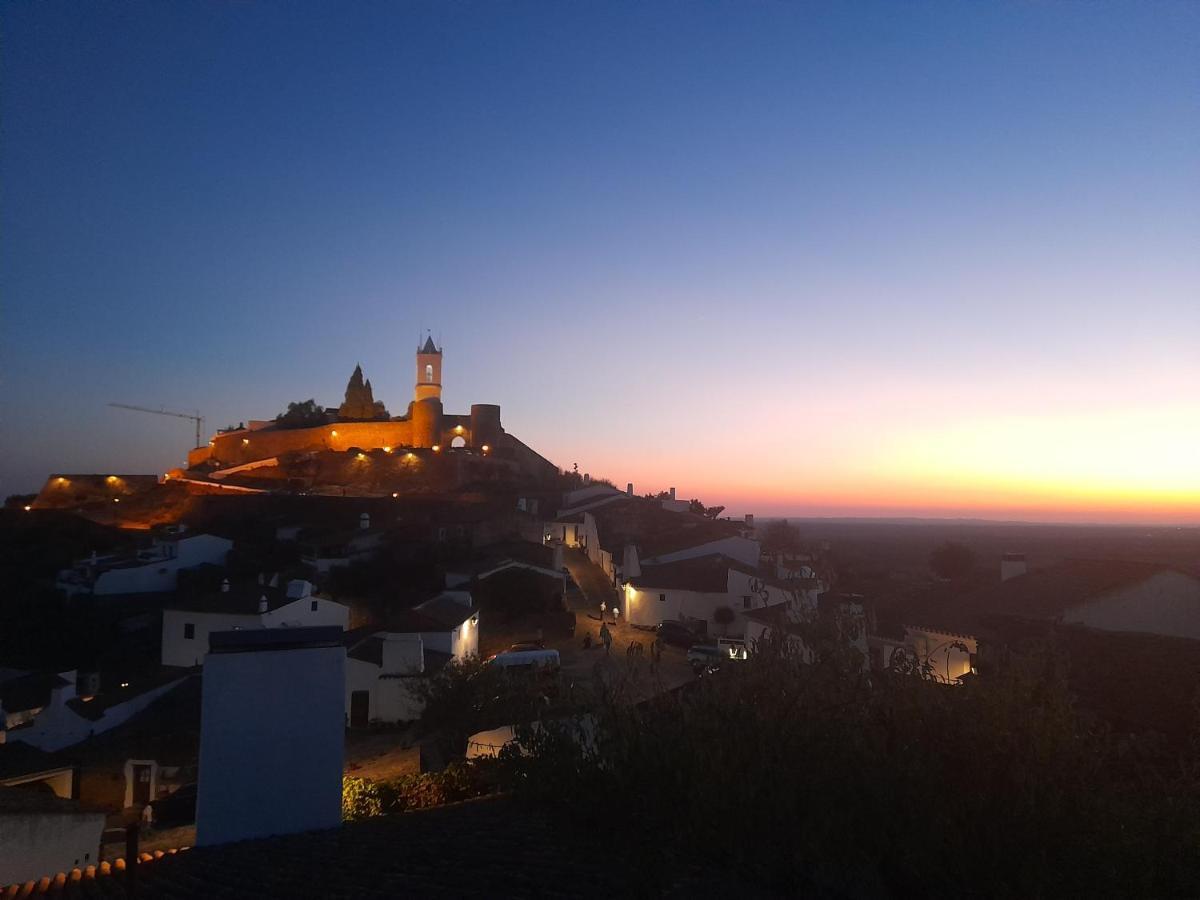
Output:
top-left (762, 519), bottom-right (800, 555)
top-left (275, 398), bottom-right (328, 429)
top-left (928, 541), bottom-right (975, 581)
top-left (689, 499), bottom-right (727, 519)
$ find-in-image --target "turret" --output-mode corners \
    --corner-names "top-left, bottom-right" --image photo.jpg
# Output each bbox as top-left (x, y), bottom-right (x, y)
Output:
top-left (415, 336), bottom-right (442, 403)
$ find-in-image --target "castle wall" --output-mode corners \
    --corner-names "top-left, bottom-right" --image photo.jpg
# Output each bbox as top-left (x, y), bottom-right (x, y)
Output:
top-left (202, 421), bottom-right (417, 468)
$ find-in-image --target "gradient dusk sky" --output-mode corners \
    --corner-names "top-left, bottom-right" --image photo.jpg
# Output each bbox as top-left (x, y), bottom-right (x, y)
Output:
top-left (2, 2), bottom-right (1197, 522)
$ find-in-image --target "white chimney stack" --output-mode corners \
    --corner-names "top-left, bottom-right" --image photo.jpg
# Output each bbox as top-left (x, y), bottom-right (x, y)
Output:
top-left (221, 579), bottom-right (230, 593)
top-left (258, 595), bottom-right (269, 614)
top-left (359, 512), bottom-right (370, 530)
top-left (583, 473), bottom-right (591, 485)
top-left (626, 482), bottom-right (633, 496)
top-left (745, 513), bottom-right (755, 528)
top-left (669, 487), bottom-right (676, 500)
top-left (1000, 553), bottom-right (1027, 582)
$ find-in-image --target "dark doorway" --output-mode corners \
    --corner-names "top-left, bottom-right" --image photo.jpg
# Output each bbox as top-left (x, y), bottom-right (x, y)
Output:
top-left (350, 691), bottom-right (370, 728)
top-left (132, 764), bottom-right (152, 806)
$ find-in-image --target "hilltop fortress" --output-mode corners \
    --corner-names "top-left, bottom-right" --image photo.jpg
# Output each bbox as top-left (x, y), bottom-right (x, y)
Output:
top-left (179, 338), bottom-right (556, 485)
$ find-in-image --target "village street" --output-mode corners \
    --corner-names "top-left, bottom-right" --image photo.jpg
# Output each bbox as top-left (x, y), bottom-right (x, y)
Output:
top-left (559, 549), bottom-right (695, 699)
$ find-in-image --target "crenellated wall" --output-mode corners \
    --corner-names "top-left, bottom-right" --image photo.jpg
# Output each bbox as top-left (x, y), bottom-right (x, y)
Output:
top-left (190, 409), bottom-right (498, 469)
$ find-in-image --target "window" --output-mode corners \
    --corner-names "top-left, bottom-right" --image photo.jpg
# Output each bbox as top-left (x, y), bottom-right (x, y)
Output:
top-left (658, 593), bottom-right (666, 602)
top-left (311, 600), bottom-right (319, 612)
top-left (425, 363), bottom-right (434, 382)
top-left (183, 623), bottom-right (195, 640)
top-left (742, 595), bottom-right (752, 609)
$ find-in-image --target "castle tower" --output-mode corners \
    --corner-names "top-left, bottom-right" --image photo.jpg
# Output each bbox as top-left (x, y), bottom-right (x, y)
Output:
top-left (415, 336), bottom-right (442, 403)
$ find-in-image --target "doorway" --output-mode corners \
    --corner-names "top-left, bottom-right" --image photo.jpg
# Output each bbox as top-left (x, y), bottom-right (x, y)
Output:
top-left (350, 691), bottom-right (370, 728)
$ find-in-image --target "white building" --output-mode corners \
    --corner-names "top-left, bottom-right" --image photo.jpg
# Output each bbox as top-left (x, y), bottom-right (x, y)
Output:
top-left (161, 578), bottom-right (349, 668)
top-left (343, 592), bottom-right (479, 727)
top-left (0, 787), bottom-right (105, 887)
top-left (57, 526), bottom-right (233, 596)
top-left (299, 514), bottom-right (388, 573)
top-left (196, 627), bottom-right (345, 847)
top-left (7, 673), bottom-right (187, 754)
top-left (623, 554), bottom-right (820, 636)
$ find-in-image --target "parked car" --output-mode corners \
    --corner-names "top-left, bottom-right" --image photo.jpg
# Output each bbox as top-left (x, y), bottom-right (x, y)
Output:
top-left (687, 638), bottom-right (748, 674)
top-left (489, 648), bottom-right (561, 671)
top-left (508, 640), bottom-right (545, 652)
top-left (656, 620), bottom-right (701, 648)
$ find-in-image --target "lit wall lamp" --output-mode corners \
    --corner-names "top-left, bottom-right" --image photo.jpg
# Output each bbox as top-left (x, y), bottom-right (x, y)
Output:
top-left (382, 446), bottom-right (391, 453)
top-left (356, 453), bottom-right (367, 461)
top-left (23, 505), bottom-right (31, 512)
top-left (432, 445), bottom-right (440, 452)
top-left (242, 438), bottom-right (250, 445)
top-left (481, 445), bottom-right (490, 453)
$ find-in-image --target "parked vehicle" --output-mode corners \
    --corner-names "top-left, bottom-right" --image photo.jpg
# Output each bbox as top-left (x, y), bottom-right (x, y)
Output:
top-left (656, 620), bottom-right (701, 648)
top-left (489, 648), bottom-right (561, 671)
top-left (508, 640), bottom-right (544, 652)
top-left (687, 638), bottom-right (748, 674)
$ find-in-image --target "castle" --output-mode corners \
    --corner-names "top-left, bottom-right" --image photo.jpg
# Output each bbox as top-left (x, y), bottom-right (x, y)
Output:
top-left (183, 339), bottom-right (556, 483)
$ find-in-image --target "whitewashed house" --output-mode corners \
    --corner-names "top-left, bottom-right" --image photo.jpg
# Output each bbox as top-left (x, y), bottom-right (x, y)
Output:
top-left (161, 578), bottom-right (349, 668)
top-left (57, 526), bottom-right (232, 597)
top-left (299, 514), bottom-right (387, 573)
top-left (7, 673), bottom-right (187, 753)
top-left (0, 787), bottom-right (105, 887)
top-left (623, 554), bottom-right (819, 636)
top-left (343, 592), bottom-right (479, 727)
top-left (196, 628), bottom-right (344, 846)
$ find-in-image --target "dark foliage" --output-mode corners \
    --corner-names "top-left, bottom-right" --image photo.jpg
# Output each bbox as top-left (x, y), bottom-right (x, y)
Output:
top-left (762, 518), bottom-right (801, 555)
top-left (275, 398), bottom-right (329, 429)
top-left (503, 621), bottom-right (1200, 897)
top-left (928, 540), bottom-right (976, 580)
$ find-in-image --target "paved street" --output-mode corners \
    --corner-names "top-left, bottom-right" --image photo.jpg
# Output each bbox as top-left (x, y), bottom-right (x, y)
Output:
top-left (559, 549), bottom-right (694, 699)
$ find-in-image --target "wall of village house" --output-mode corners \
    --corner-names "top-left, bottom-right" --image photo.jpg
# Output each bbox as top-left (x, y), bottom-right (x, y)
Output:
top-left (416, 619), bottom-right (478, 660)
top-left (905, 627), bottom-right (977, 682)
top-left (1063, 571), bottom-right (1200, 640)
top-left (12, 680), bottom-right (186, 753)
top-left (0, 810), bottom-right (106, 886)
top-left (162, 598), bottom-right (349, 668)
top-left (196, 643), bottom-right (344, 846)
top-left (623, 585), bottom-right (737, 632)
top-left (91, 535), bottom-right (232, 596)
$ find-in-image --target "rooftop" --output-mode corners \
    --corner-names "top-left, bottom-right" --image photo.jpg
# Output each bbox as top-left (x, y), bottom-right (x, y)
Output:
top-left (4, 795), bottom-right (730, 897)
top-left (903, 559), bottom-right (1190, 635)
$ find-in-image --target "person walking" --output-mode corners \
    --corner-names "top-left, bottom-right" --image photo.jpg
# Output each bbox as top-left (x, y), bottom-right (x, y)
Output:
top-left (613, 606), bottom-right (621, 625)
top-left (600, 600), bottom-right (607, 622)
top-left (600, 622), bottom-right (612, 654)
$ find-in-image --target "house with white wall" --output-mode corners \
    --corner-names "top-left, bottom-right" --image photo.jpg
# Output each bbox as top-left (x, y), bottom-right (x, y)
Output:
top-left (57, 526), bottom-right (233, 597)
top-left (161, 579), bottom-right (349, 668)
top-left (196, 627), bottom-right (344, 847)
top-left (623, 554), bottom-right (818, 636)
top-left (343, 592), bottom-right (479, 727)
top-left (743, 593), bottom-right (869, 666)
top-left (299, 514), bottom-right (388, 573)
top-left (0, 787), bottom-right (105, 888)
top-left (889, 559), bottom-right (1200, 683)
top-left (7, 672), bottom-right (188, 753)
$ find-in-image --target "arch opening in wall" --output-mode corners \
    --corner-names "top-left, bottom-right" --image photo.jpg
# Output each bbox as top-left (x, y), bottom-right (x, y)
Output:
top-left (450, 436), bottom-right (466, 449)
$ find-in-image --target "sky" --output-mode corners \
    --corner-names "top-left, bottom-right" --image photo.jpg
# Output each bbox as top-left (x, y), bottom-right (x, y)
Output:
top-left (2, 1), bottom-right (1198, 523)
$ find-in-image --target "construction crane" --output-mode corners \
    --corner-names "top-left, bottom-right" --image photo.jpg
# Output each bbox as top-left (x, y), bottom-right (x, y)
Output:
top-left (109, 403), bottom-right (206, 449)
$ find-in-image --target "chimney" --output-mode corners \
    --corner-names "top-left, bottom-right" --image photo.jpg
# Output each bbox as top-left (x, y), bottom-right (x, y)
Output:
top-left (745, 513), bottom-right (755, 528)
top-left (583, 473), bottom-right (591, 485)
top-left (221, 579), bottom-right (230, 593)
top-left (197, 627), bottom-right (345, 846)
top-left (258, 595), bottom-right (268, 614)
top-left (626, 482), bottom-right (633, 496)
top-left (669, 487), bottom-right (676, 500)
top-left (268, 573), bottom-right (280, 588)
top-left (1000, 553), bottom-right (1027, 582)
top-left (359, 512), bottom-right (371, 530)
